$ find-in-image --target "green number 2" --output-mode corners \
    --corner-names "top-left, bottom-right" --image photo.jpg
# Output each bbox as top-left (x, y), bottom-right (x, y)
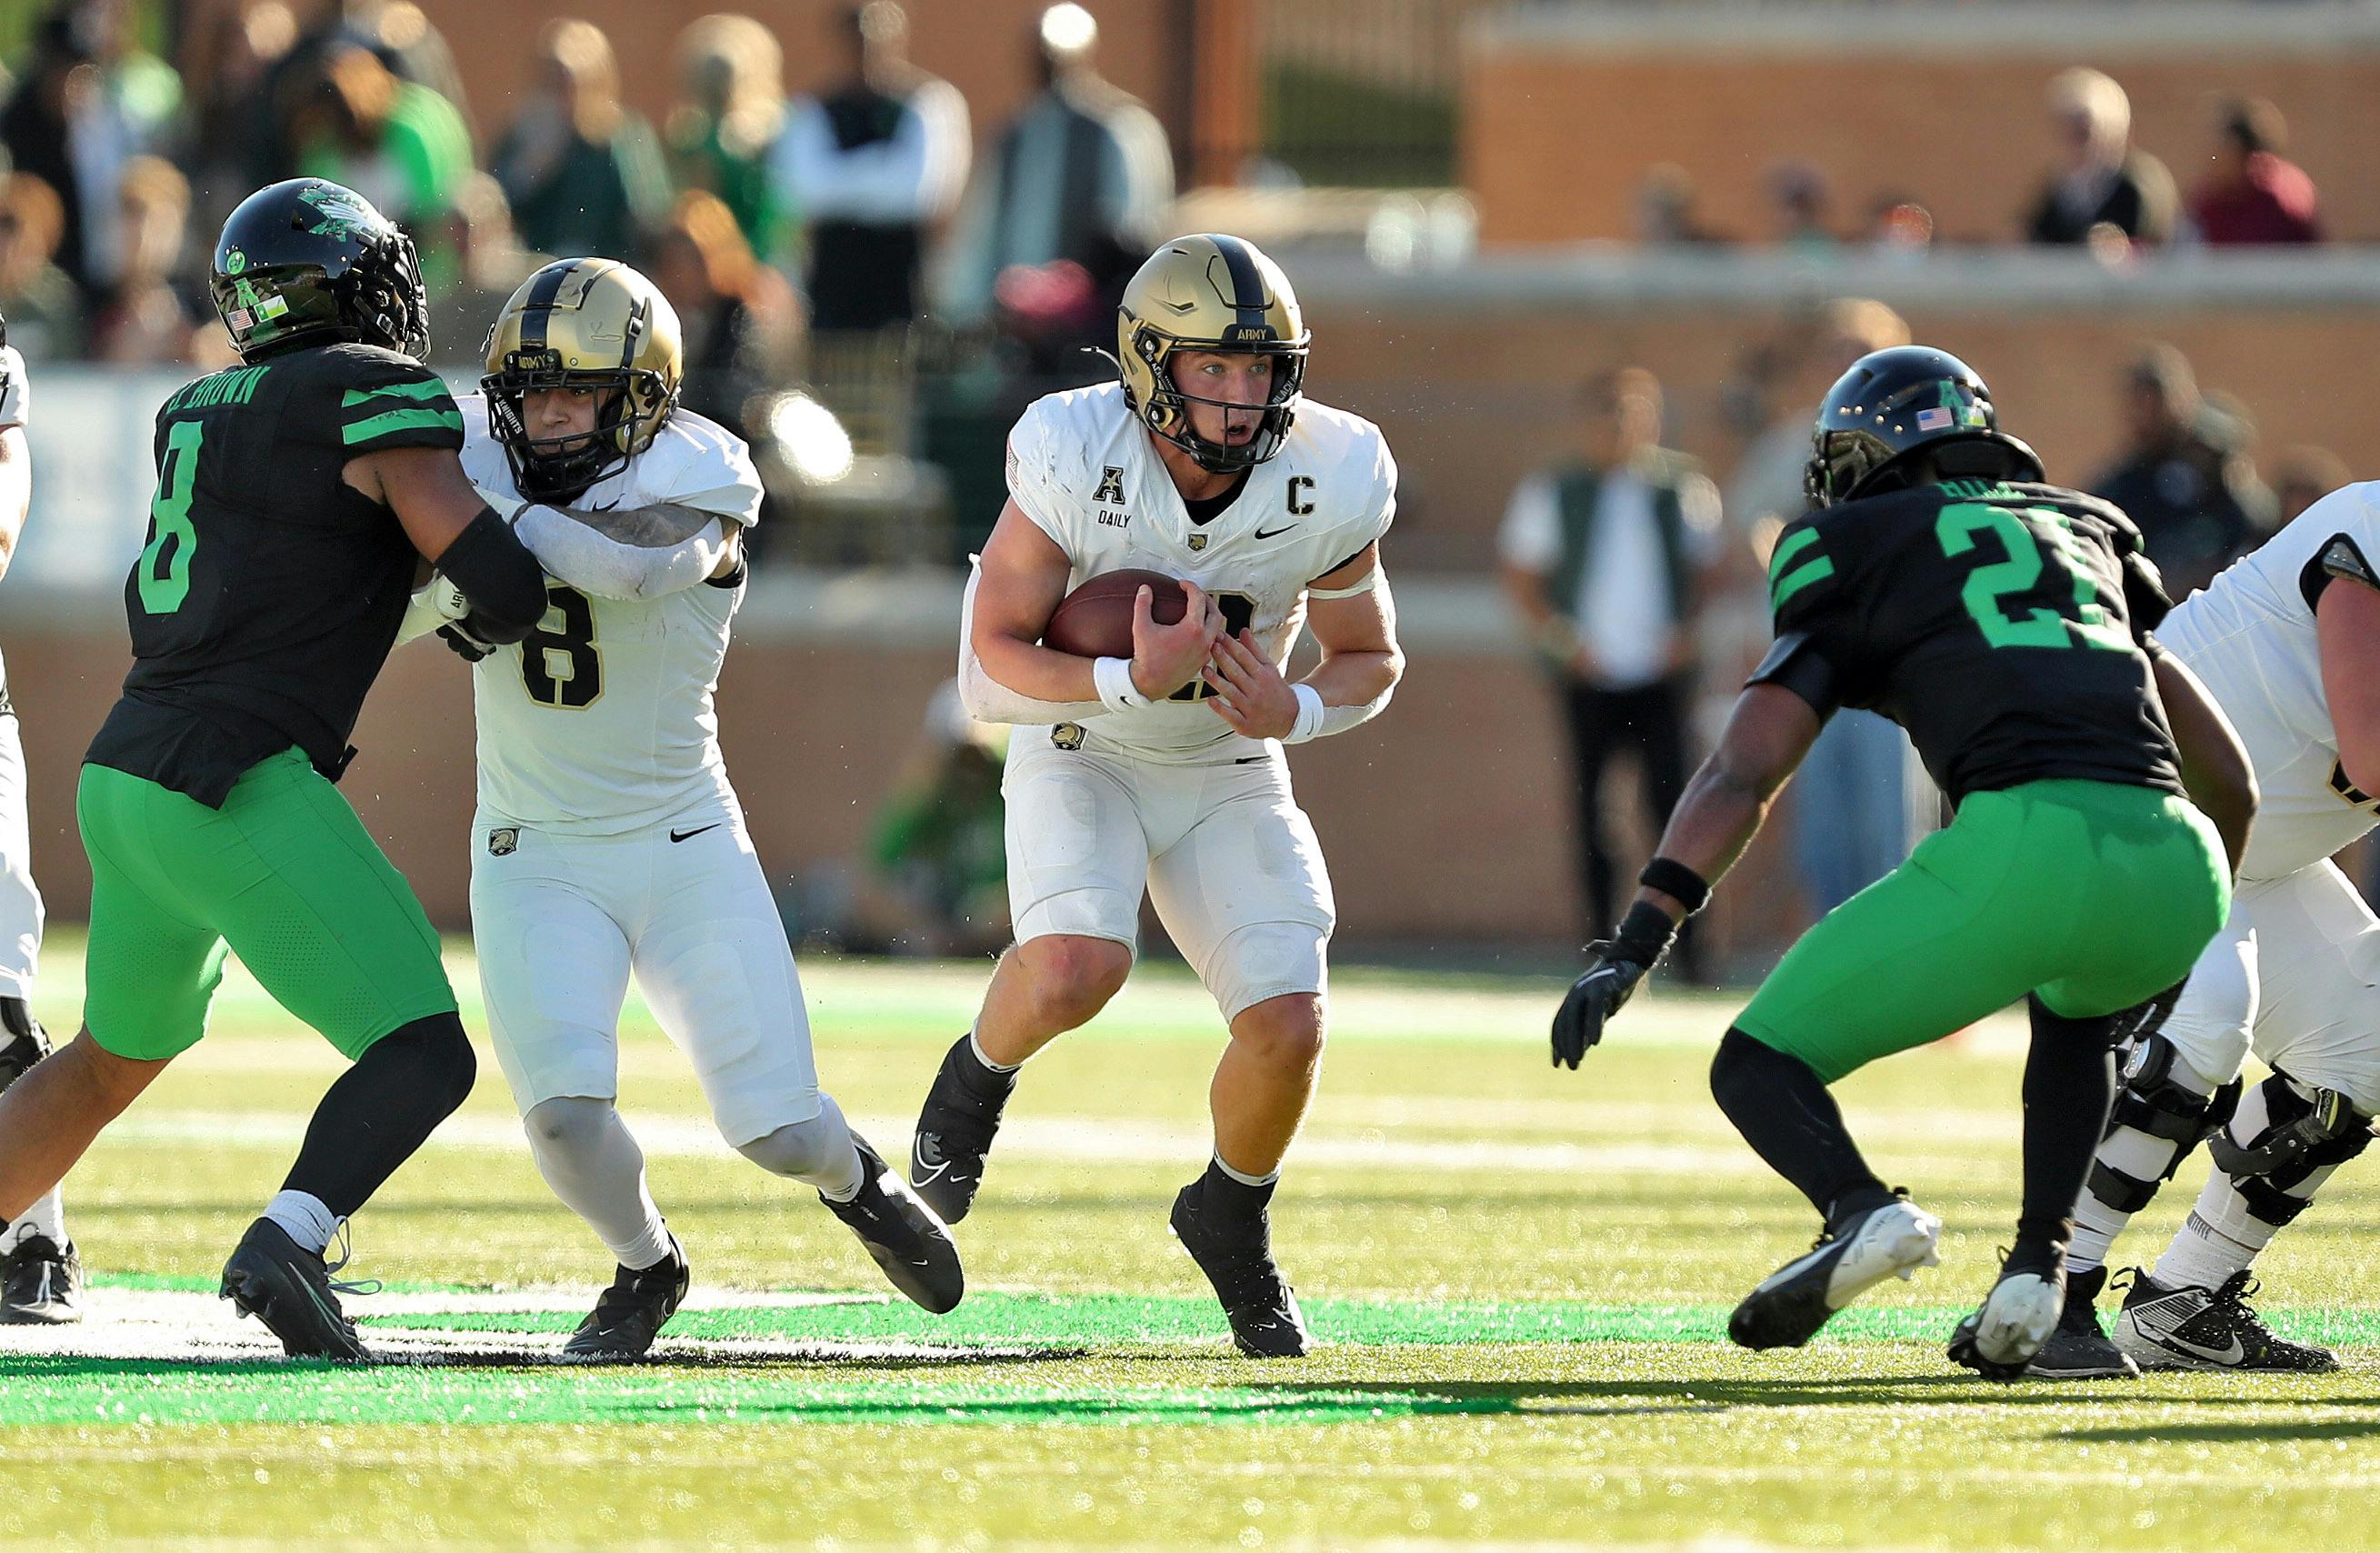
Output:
top-left (137, 421), bottom-right (204, 615)
top-left (1935, 502), bottom-right (2130, 654)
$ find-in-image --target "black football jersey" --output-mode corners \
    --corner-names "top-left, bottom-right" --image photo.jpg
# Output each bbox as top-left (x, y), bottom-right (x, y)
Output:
top-left (85, 343), bottom-right (465, 806)
top-left (1752, 478), bottom-right (2185, 805)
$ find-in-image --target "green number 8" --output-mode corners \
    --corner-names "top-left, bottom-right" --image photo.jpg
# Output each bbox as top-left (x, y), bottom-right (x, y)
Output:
top-left (138, 420), bottom-right (204, 615)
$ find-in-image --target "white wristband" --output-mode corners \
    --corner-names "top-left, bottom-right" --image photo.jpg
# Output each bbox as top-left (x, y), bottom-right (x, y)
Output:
top-left (1285, 683), bottom-right (1328, 745)
top-left (1094, 656), bottom-right (1148, 714)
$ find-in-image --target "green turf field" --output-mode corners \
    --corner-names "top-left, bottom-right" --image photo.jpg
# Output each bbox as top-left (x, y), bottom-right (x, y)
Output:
top-left (6, 939), bottom-right (2380, 1549)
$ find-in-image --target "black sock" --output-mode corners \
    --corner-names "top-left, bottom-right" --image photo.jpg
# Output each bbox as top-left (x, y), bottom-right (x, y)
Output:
top-left (279, 1013), bottom-right (477, 1219)
top-left (942, 1032), bottom-right (1017, 1116)
top-left (2011, 997), bottom-right (2118, 1275)
top-left (1199, 1157), bottom-right (1277, 1226)
top-left (1709, 1027), bottom-right (1891, 1227)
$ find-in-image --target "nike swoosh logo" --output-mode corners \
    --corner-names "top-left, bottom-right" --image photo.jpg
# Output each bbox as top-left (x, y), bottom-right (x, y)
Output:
top-left (1254, 525), bottom-right (1298, 539)
top-left (669, 824), bottom-right (722, 844)
top-left (2135, 1309), bottom-right (2245, 1365)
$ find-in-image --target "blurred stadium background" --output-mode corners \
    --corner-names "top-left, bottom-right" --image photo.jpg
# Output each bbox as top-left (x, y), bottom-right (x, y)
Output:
top-left (3, 0), bottom-right (2375, 980)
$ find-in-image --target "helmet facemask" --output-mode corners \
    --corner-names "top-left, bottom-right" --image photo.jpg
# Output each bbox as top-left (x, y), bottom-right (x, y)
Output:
top-left (1125, 326), bottom-right (1307, 475)
top-left (483, 353), bottom-right (674, 503)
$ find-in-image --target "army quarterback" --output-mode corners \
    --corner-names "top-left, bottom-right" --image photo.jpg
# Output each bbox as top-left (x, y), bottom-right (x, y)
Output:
top-left (909, 234), bottom-right (1404, 1356)
top-left (406, 257), bottom-right (959, 1357)
top-left (0, 317), bottom-right (68, 1324)
top-left (1551, 347), bottom-right (2254, 1378)
top-left (0, 179), bottom-right (552, 1358)
top-left (2036, 476), bottom-right (2380, 1378)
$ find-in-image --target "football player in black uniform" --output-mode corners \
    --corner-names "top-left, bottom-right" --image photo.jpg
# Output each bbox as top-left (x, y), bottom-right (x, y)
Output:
top-left (0, 179), bottom-right (550, 1358)
top-left (1552, 347), bottom-right (2256, 1377)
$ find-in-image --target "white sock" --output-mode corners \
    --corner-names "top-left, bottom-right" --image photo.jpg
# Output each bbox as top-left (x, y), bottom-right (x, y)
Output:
top-left (2070, 1048), bottom-right (2229, 1275)
top-left (2150, 1080), bottom-right (2341, 1292)
top-left (968, 1028), bottom-right (1021, 1075)
top-left (735, 1094), bottom-right (865, 1203)
top-left (263, 1189), bottom-right (340, 1256)
top-left (1210, 1152), bottom-right (1280, 1188)
top-left (1, 1187), bottom-right (64, 1254)
top-left (524, 1097), bottom-right (675, 1271)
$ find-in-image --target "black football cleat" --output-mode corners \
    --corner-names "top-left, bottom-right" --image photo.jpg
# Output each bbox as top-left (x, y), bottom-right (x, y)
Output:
top-left (2024, 1265), bottom-right (2139, 1379)
top-left (1169, 1180), bottom-right (1311, 1358)
top-left (562, 1233), bottom-right (691, 1360)
top-left (218, 1217), bottom-right (371, 1361)
top-left (2115, 1267), bottom-right (2338, 1373)
top-left (0, 1234), bottom-right (83, 1325)
top-left (1728, 1193), bottom-right (1942, 1351)
top-left (1948, 1256), bottom-right (2066, 1381)
top-left (909, 1036), bottom-right (1015, 1224)
top-left (825, 1135), bottom-right (965, 1314)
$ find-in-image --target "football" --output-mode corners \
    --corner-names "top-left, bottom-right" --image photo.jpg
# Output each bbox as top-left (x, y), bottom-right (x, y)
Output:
top-left (1043, 567), bottom-right (1186, 659)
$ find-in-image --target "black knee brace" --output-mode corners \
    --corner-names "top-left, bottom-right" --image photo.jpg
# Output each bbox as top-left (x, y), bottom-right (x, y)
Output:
top-left (2087, 1032), bottom-right (2242, 1213)
top-left (2213, 1070), bottom-right (2375, 1228)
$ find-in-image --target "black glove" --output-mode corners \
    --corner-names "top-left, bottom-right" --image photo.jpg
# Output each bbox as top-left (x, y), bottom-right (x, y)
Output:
top-left (437, 622), bottom-right (495, 662)
top-left (1551, 902), bottom-right (1678, 1069)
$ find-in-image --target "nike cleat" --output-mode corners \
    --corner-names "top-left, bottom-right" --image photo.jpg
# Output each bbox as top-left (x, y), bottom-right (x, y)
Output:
top-left (825, 1135), bottom-right (965, 1314)
top-left (0, 1234), bottom-right (83, 1325)
top-left (1948, 1257), bottom-right (2066, 1380)
top-left (562, 1233), bottom-right (691, 1360)
top-left (1729, 1194), bottom-right (1943, 1351)
top-left (2024, 1265), bottom-right (2140, 1379)
top-left (218, 1218), bottom-right (371, 1361)
top-left (2115, 1267), bottom-right (2337, 1373)
top-left (1169, 1180), bottom-right (1311, 1358)
top-left (909, 1037), bottom-right (1014, 1224)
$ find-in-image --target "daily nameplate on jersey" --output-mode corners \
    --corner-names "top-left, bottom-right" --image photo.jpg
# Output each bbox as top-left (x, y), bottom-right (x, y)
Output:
top-left (1006, 382), bottom-right (1395, 760)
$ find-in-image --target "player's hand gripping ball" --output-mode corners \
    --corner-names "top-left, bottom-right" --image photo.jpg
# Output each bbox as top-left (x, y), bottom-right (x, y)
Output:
top-left (1043, 568), bottom-right (1187, 659)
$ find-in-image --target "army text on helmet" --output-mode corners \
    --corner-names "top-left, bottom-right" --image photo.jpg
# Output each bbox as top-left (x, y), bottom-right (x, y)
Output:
top-left (1115, 234), bottom-right (1310, 474)
top-left (481, 257), bottom-right (685, 503)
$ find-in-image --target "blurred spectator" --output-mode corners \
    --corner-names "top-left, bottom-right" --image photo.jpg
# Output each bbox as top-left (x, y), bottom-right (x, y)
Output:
top-left (3, 14), bottom-right (125, 293)
top-left (649, 189), bottom-right (800, 446)
top-left (2272, 445), bottom-right (2351, 525)
top-left (1726, 300), bottom-right (1925, 916)
top-left (491, 19), bottom-right (669, 262)
top-left (2190, 96), bottom-right (2322, 246)
top-left (1500, 367), bottom-right (1721, 972)
top-left (2091, 343), bottom-right (2276, 597)
top-left (938, 4), bottom-right (1173, 327)
top-left (1765, 161), bottom-right (1834, 253)
top-left (1865, 194), bottom-right (1935, 260)
top-left (185, 1), bottom-right (301, 245)
top-left (88, 155), bottom-right (201, 364)
top-left (850, 681), bottom-right (1010, 957)
top-left (774, 3), bottom-right (970, 332)
top-left (665, 15), bottom-right (790, 265)
top-left (425, 173), bottom-right (538, 365)
top-left (2024, 67), bottom-right (2175, 247)
top-left (1635, 163), bottom-right (1725, 246)
top-left (260, 0), bottom-right (472, 177)
top-left (0, 172), bottom-right (85, 358)
top-left (290, 42), bottom-right (471, 231)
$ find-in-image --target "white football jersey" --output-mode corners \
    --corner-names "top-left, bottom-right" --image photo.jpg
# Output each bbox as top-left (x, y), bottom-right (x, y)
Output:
top-left (0, 346), bottom-right (28, 431)
top-left (459, 394), bottom-right (763, 834)
top-left (995, 381), bottom-right (1396, 762)
top-left (2156, 480), bottom-right (2380, 880)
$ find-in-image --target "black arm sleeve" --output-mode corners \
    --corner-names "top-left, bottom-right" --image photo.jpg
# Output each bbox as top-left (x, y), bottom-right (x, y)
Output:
top-left (2123, 549), bottom-right (2174, 637)
top-left (1745, 632), bottom-right (1843, 718)
top-left (436, 508), bottom-right (548, 645)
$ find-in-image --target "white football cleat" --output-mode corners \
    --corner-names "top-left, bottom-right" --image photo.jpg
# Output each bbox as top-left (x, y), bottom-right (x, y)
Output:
top-left (1728, 1195), bottom-right (1943, 1350)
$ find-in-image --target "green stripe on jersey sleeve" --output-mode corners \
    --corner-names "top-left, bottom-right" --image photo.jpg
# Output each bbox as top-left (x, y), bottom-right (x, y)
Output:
top-left (1768, 526), bottom-right (1823, 581)
top-left (343, 406), bottom-right (465, 445)
top-left (1771, 556), bottom-right (1835, 612)
top-left (342, 378), bottom-right (455, 407)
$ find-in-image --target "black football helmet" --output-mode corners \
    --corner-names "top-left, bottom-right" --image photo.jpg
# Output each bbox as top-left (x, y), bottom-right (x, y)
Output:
top-left (1805, 346), bottom-right (2043, 508)
top-left (210, 179), bottom-right (430, 362)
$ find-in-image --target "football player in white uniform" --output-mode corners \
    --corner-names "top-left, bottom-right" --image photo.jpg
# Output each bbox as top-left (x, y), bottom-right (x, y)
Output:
top-left (0, 323), bottom-right (71, 1324)
top-left (2031, 481), bottom-right (2380, 1378)
top-left (908, 235), bottom-right (1405, 1356)
top-left (414, 259), bottom-right (960, 1357)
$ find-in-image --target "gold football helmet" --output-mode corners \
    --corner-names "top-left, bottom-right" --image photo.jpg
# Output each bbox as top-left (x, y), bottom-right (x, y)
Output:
top-left (482, 257), bottom-right (683, 500)
top-left (1115, 234), bottom-right (1309, 473)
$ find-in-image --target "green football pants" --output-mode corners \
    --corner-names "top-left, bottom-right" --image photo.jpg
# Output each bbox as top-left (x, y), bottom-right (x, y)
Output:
top-left (77, 747), bottom-right (457, 1061)
top-left (1735, 777), bottom-right (2229, 1084)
